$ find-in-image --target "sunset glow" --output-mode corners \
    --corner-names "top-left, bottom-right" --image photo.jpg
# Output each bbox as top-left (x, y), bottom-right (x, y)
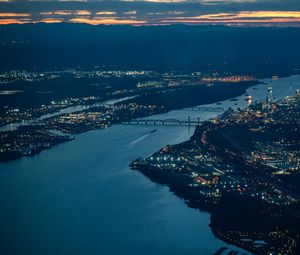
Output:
top-left (161, 11), bottom-right (300, 25)
top-left (0, 2), bottom-right (300, 26)
top-left (69, 18), bottom-right (146, 25)
top-left (197, 11), bottom-right (300, 20)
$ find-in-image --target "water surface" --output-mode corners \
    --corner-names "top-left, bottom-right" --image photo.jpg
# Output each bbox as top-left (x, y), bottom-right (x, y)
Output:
top-left (0, 125), bottom-right (238, 255)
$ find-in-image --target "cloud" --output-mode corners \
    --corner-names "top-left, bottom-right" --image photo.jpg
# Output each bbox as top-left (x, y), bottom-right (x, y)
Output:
top-left (0, 0), bottom-right (299, 26)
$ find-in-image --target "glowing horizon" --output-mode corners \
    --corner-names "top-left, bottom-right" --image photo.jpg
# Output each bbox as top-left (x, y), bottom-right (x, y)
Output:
top-left (0, 0), bottom-right (299, 26)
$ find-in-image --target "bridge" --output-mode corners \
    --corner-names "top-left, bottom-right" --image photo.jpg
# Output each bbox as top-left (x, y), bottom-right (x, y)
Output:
top-left (124, 117), bottom-right (201, 127)
top-left (185, 106), bottom-right (224, 112)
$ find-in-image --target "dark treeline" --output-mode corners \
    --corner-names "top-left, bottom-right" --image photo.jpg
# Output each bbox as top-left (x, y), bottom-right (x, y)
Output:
top-left (122, 81), bottom-right (256, 110)
top-left (0, 24), bottom-right (300, 77)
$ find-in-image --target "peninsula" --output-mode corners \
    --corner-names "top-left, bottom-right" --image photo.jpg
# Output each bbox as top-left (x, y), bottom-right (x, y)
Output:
top-left (131, 90), bottom-right (300, 254)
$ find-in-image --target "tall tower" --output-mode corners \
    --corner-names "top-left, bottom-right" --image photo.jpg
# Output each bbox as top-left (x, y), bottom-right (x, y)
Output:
top-left (245, 95), bottom-right (253, 108)
top-left (267, 85), bottom-right (273, 103)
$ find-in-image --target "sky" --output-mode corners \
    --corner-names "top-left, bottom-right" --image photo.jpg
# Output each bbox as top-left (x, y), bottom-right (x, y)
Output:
top-left (0, 0), bottom-right (300, 26)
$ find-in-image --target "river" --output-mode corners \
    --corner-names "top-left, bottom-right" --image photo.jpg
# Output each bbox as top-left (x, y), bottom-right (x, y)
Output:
top-left (0, 75), bottom-right (300, 255)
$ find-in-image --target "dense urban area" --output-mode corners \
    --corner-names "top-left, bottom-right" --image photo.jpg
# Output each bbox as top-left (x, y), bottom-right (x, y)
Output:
top-left (131, 89), bottom-right (300, 254)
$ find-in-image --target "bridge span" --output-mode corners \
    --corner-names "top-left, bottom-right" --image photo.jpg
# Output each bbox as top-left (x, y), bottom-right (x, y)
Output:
top-left (185, 106), bottom-right (224, 112)
top-left (123, 117), bottom-right (201, 127)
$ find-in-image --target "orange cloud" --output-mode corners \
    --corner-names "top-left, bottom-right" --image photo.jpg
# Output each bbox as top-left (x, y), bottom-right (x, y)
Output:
top-left (96, 11), bottom-right (117, 15)
top-left (160, 11), bottom-right (300, 25)
top-left (40, 11), bottom-right (71, 16)
top-left (196, 11), bottom-right (300, 20)
top-left (0, 18), bottom-right (29, 25)
top-left (0, 13), bottom-right (30, 17)
top-left (123, 11), bottom-right (137, 15)
top-left (40, 10), bottom-right (90, 16)
top-left (76, 10), bottom-right (90, 15)
top-left (162, 18), bottom-right (300, 24)
top-left (39, 18), bottom-right (64, 23)
top-left (69, 18), bottom-right (146, 25)
top-left (1, 10), bottom-right (300, 26)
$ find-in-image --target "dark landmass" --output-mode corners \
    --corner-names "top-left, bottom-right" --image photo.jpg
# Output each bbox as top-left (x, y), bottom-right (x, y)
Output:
top-left (0, 72), bottom-right (138, 110)
top-left (1, 24), bottom-right (300, 78)
top-left (0, 68), bottom-right (255, 111)
top-left (123, 81), bottom-right (256, 110)
top-left (131, 91), bottom-right (300, 254)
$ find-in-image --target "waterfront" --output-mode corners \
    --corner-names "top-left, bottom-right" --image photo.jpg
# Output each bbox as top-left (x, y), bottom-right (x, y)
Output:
top-left (131, 76), bottom-right (300, 254)
top-left (0, 96), bottom-right (136, 132)
top-left (0, 75), bottom-right (300, 255)
top-left (143, 75), bottom-right (300, 123)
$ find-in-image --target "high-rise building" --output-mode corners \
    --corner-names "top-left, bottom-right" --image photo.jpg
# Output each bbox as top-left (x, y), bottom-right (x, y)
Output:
top-left (267, 85), bottom-right (273, 103)
top-left (245, 95), bottom-right (253, 107)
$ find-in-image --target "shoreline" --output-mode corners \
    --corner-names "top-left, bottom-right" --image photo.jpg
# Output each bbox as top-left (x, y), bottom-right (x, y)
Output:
top-left (130, 89), bottom-right (300, 254)
top-left (0, 80), bottom-right (257, 162)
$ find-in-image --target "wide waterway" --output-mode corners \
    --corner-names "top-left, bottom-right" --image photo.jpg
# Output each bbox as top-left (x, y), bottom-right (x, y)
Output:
top-left (1, 75), bottom-right (300, 255)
